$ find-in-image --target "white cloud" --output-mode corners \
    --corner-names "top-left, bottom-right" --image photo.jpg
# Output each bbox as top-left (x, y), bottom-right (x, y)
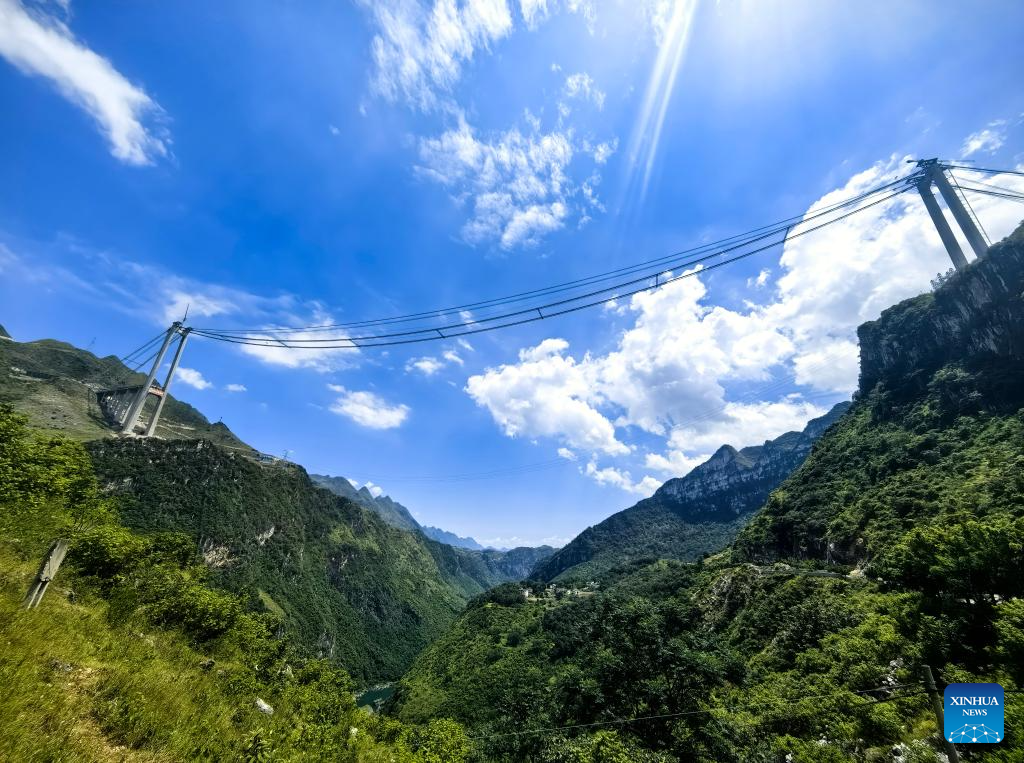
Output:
top-left (176, 367), bottom-right (212, 391)
top-left (465, 142), bottom-right (1024, 489)
top-left (363, 481), bottom-right (384, 498)
top-left (406, 356), bottom-right (445, 376)
top-left (519, 0), bottom-right (551, 28)
top-left (591, 139), bottom-right (617, 165)
top-left (418, 115), bottom-right (583, 248)
top-left (328, 385), bottom-right (410, 429)
top-left (563, 72), bottom-right (605, 109)
top-left (0, 0), bottom-right (168, 164)
top-left (235, 324), bottom-right (360, 373)
top-left (961, 122), bottom-right (1006, 157)
top-left (405, 348), bottom-right (465, 376)
top-left (556, 447), bottom-right (576, 461)
top-left (465, 338), bottom-right (629, 456)
top-left (584, 461), bottom-right (660, 496)
top-left (747, 268), bottom-right (770, 289)
top-left (362, 0), bottom-right (513, 111)
top-left (225, 383), bottom-right (247, 393)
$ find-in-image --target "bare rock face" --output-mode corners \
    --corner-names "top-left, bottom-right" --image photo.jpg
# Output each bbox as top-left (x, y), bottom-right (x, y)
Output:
top-left (858, 226), bottom-right (1024, 396)
top-left (531, 402), bottom-right (850, 582)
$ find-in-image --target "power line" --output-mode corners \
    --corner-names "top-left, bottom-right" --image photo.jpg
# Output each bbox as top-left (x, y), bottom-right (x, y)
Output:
top-left (192, 187), bottom-right (911, 349)
top-left (467, 683), bottom-right (926, 740)
top-left (194, 174), bottom-right (916, 340)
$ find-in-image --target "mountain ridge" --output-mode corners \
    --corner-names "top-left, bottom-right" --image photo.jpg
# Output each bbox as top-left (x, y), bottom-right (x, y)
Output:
top-left (531, 400), bottom-right (850, 582)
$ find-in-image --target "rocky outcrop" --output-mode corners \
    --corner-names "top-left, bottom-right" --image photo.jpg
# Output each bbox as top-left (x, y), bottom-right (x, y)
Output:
top-left (858, 225), bottom-right (1024, 396)
top-left (531, 402), bottom-right (850, 581)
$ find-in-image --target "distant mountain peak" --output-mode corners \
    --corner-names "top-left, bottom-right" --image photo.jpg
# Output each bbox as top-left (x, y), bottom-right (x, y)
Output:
top-left (532, 400), bottom-right (851, 582)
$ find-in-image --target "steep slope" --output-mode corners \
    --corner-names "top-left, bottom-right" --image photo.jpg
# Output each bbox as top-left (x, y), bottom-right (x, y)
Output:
top-left (421, 525), bottom-right (485, 550)
top-left (0, 332), bottom-right (249, 449)
top-left (738, 221), bottom-right (1024, 563)
top-left (533, 401), bottom-right (849, 582)
top-left (390, 227), bottom-right (1024, 762)
top-left (86, 437), bottom-right (496, 683)
top-left (0, 405), bottom-right (469, 761)
top-left (311, 474), bottom-right (556, 576)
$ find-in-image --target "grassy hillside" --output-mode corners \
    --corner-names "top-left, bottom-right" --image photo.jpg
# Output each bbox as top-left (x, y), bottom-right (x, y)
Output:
top-left (0, 405), bottom-right (471, 762)
top-left (388, 226), bottom-right (1024, 761)
top-left (0, 328), bottom-right (545, 683)
top-left (0, 333), bottom-right (250, 449)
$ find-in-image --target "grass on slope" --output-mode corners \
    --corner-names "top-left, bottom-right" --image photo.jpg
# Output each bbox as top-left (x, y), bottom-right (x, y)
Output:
top-left (0, 405), bottom-right (472, 762)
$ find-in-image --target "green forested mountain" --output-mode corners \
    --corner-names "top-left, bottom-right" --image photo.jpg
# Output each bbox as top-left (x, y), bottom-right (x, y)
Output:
top-left (0, 327), bottom-right (554, 684)
top-left (0, 405), bottom-right (471, 761)
top-left (85, 436), bottom-right (525, 683)
top-left (532, 402), bottom-right (849, 583)
top-left (388, 224), bottom-right (1024, 761)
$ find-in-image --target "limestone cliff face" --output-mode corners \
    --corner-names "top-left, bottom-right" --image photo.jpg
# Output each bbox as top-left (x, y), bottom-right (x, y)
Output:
top-left (734, 223), bottom-right (1024, 565)
top-left (653, 408), bottom-right (846, 523)
top-left (531, 402), bottom-right (849, 582)
top-left (858, 224), bottom-right (1024, 396)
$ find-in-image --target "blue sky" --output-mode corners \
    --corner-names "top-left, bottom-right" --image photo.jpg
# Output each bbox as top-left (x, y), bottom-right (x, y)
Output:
top-left (2, 0), bottom-right (1023, 547)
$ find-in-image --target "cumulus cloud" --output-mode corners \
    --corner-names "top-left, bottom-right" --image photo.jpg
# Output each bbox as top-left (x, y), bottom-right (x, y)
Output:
top-left (465, 338), bottom-right (629, 456)
top-left (406, 356), bottom-right (445, 376)
top-left (361, 0), bottom-right (513, 111)
top-left (176, 367), bottom-right (212, 391)
top-left (961, 121), bottom-right (1006, 157)
top-left (405, 348), bottom-right (464, 376)
top-left (225, 383), bottom-right (247, 392)
top-left (465, 145), bottom-right (1024, 491)
top-left (584, 460), bottom-right (660, 496)
top-left (0, 0), bottom-right (168, 164)
top-left (328, 385), bottom-right (410, 429)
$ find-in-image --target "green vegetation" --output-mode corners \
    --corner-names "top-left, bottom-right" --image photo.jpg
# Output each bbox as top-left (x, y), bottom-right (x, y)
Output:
top-left (533, 403), bottom-right (849, 583)
top-left (0, 334), bottom-right (250, 448)
top-left (389, 228), bottom-right (1024, 760)
top-left (0, 404), bottom-right (470, 761)
top-left (85, 436), bottom-right (495, 683)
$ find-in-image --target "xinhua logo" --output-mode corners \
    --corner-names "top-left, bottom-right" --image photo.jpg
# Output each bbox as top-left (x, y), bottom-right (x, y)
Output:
top-left (944, 683), bottom-right (1004, 744)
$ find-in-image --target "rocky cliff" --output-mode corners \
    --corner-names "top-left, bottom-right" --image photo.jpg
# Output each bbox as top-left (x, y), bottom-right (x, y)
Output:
top-left (738, 221), bottom-right (1024, 563)
top-left (531, 402), bottom-right (850, 582)
top-left (858, 222), bottom-right (1024, 396)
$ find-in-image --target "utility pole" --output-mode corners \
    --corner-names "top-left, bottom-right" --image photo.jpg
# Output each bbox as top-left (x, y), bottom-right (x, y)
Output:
top-left (144, 327), bottom-right (191, 437)
top-left (121, 322), bottom-right (180, 435)
top-left (922, 664), bottom-right (960, 763)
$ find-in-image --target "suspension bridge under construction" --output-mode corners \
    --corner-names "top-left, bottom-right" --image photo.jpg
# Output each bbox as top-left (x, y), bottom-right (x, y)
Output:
top-left (100, 159), bottom-right (1024, 438)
